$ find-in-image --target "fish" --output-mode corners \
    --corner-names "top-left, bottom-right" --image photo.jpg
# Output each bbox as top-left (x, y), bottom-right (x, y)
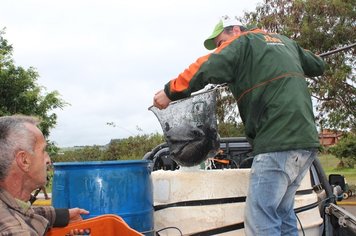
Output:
top-left (165, 122), bottom-right (219, 167)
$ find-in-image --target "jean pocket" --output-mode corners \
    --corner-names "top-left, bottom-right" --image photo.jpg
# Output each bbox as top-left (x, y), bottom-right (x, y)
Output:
top-left (285, 152), bottom-right (301, 183)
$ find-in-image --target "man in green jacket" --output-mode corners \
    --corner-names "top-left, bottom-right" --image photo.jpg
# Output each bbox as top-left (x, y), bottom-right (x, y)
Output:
top-left (153, 16), bottom-right (325, 235)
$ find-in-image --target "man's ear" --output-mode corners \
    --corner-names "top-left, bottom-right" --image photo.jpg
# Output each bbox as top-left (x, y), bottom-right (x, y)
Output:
top-left (15, 150), bottom-right (31, 172)
top-left (232, 26), bottom-right (242, 34)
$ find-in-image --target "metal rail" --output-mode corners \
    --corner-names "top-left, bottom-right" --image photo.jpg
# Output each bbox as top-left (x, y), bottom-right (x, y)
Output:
top-left (325, 203), bottom-right (356, 234)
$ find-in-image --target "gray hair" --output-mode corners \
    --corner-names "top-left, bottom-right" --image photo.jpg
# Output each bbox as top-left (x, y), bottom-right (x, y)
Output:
top-left (0, 115), bottom-right (40, 180)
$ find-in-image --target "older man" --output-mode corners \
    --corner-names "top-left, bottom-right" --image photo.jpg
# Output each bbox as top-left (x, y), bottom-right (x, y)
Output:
top-left (0, 115), bottom-right (89, 235)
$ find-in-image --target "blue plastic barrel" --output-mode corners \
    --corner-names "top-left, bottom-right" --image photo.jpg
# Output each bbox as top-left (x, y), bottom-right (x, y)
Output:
top-left (52, 160), bottom-right (154, 236)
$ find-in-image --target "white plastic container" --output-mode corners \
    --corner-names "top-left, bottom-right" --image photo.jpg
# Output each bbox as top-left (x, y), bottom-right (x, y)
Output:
top-left (152, 168), bottom-right (323, 236)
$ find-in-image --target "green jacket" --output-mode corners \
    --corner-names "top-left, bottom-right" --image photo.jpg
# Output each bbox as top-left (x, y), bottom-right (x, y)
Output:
top-left (164, 28), bottom-right (325, 155)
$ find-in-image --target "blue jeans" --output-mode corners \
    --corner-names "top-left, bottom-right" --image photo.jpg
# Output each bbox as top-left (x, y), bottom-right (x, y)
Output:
top-left (244, 149), bottom-right (316, 236)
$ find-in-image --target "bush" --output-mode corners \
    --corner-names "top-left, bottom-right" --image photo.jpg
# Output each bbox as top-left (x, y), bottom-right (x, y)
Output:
top-left (329, 132), bottom-right (356, 168)
top-left (52, 133), bottom-right (164, 162)
top-left (102, 133), bottom-right (164, 160)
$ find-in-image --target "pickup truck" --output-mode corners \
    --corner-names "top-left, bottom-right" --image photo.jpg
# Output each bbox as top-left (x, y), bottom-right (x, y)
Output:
top-left (144, 137), bottom-right (356, 236)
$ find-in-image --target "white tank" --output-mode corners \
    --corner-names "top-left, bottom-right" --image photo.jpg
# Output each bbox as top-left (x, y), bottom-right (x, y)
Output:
top-left (152, 167), bottom-right (323, 236)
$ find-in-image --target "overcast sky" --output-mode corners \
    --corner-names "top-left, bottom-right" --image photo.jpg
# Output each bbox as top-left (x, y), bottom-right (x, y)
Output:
top-left (1, 0), bottom-right (261, 147)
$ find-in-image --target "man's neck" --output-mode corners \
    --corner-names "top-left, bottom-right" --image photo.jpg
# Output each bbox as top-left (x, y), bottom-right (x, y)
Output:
top-left (0, 175), bottom-right (32, 202)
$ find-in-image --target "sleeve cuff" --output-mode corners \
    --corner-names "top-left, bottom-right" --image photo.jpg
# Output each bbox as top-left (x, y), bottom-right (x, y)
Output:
top-left (164, 83), bottom-right (173, 100)
top-left (53, 208), bottom-right (69, 227)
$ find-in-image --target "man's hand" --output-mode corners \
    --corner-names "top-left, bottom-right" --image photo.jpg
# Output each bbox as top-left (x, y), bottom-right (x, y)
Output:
top-left (68, 208), bottom-right (89, 223)
top-left (153, 90), bottom-right (171, 109)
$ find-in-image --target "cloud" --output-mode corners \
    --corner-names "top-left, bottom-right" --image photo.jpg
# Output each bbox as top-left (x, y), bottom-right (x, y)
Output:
top-left (1, 0), bottom-right (261, 147)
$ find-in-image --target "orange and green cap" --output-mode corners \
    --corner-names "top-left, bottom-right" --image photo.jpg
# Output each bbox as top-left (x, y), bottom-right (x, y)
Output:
top-left (204, 16), bottom-right (242, 50)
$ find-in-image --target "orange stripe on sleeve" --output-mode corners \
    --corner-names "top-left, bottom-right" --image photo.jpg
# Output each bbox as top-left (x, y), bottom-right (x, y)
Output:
top-left (169, 54), bottom-right (211, 92)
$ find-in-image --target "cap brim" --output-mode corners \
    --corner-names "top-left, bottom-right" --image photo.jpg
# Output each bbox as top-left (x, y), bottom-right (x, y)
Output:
top-left (204, 38), bottom-right (217, 50)
top-left (204, 27), bottom-right (223, 50)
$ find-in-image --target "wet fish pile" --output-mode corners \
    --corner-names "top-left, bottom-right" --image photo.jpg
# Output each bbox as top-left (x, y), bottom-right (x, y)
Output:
top-left (165, 122), bottom-right (219, 167)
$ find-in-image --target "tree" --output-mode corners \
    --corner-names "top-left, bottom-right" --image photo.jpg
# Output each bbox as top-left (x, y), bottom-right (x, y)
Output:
top-left (215, 87), bottom-right (245, 137)
top-left (329, 132), bottom-right (356, 168)
top-left (51, 146), bottom-right (104, 162)
top-left (0, 29), bottom-right (67, 137)
top-left (103, 133), bottom-right (164, 160)
top-left (240, 0), bottom-right (355, 131)
top-left (52, 133), bottom-right (165, 162)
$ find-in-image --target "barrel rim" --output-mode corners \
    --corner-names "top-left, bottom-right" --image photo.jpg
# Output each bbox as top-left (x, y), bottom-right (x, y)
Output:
top-left (53, 160), bottom-right (152, 167)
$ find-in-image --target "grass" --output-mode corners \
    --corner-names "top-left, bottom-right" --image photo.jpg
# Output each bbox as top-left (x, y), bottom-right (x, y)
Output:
top-left (318, 153), bottom-right (356, 190)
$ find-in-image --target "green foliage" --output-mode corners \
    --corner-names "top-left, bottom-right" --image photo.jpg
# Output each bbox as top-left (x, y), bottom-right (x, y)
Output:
top-left (103, 133), bottom-right (164, 160)
top-left (329, 132), bottom-right (356, 162)
top-left (241, 0), bottom-right (355, 131)
top-left (218, 122), bottom-right (245, 137)
top-left (51, 146), bottom-right (104, 162)
top-left (52, 133), bottom-right (164, 162)
top-left (46, 140), bottom-right (60, 157)
top-left (0, 29), bottom-right (67, 138)
top-left (215, 87), bottom-right (245, 136)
